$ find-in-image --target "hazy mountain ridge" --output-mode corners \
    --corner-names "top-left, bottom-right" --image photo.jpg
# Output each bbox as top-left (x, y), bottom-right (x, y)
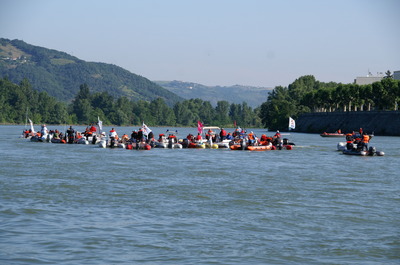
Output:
top-left (0, 38), bottom-right (183, 106)
top-left (155, 80), bottom-right (272, 108)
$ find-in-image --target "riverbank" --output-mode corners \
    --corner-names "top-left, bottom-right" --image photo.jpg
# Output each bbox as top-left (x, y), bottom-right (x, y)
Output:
top-left (295, 111), bottom-right (400, 136)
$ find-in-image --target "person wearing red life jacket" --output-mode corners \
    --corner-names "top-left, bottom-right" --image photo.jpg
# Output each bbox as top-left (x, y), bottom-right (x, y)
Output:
top-left (220, 128), bottom-right (227, 141)
top-left (90, 124), bottom-right (97, 133)
top-left (109, 128), bottom-right (118, 147)
top-left (195, 133), bottom-right (203, 142)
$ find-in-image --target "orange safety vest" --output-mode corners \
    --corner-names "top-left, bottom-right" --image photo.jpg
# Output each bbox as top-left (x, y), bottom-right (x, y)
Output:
top-left (363, 135), bottom-right (369, 143)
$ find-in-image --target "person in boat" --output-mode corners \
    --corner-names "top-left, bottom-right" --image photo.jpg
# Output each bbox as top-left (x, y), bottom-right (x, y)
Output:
top-left (336, 129), bottom-right (342, 134)
top-left (211, 133), bottom-right (217, 143)
top-left (66, 126), bottom-right (75, 144)
top-left (186, 133), bottom-right (194, 142)
top-left (226, 132), bottom-right (233, 140)
top-left (109, 128), bottom-right (118, 147)
top-left (232, 129), bottom-right (239, 138)
top-left (147, 131), bottom-right (154, 142)
top-left (83, 126), bottom-right (91, 140)
top-left (158, 133), bottom-right (165, 142)
top-left (345, 133), bottom-right (354, 150)
top-left (260, 134), bottom-right (267, 142)
top-left (168, 133), bottom-right (177, 143)
top-left (137, 128), bottom-right (144, 142)
top-left (219, 128), bottom-right (227, 141)
top-left (41, 124), bottom-right (48, 138)
top-left (23, 129), bottom-right (31, 138)
top-left (247, 131), bottom-right (256, 146)
top-left (131, 130), bottom-right (138, 142)
top-left (353, 133), bottom-right (363, 151)
top-left (361, 134), bottom-right (370, 151)
top-left (53, 129), bottom-right (60, 140)
top-left (90, 123), bottom-right (97, 134)
top-left (195, 133), bottom-right (203, 142)
top-left (109, 128), bottom-right (118, 138)
top-left (121, 134), bottom-right (129, 144)
top-left (273, 130), bottom-right (282, 148)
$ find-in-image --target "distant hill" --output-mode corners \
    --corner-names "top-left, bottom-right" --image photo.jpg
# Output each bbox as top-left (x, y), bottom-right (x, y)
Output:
top-left (0, 38), bottom-right (183, 106)
top-left (155, 80), bottom-right (271, 108)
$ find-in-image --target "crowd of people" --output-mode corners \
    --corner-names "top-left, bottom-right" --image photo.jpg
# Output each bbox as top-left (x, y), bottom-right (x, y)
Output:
top-left (345, 128), bottom-right (371, 151)
top-left (23, 123), bottom-right (292, 149)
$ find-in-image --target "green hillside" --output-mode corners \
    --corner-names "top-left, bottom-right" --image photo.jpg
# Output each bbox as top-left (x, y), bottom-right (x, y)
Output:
top-left (155, 80), bottom-right (271, 108)
top-left (0, 38), bottom-right (183, 106)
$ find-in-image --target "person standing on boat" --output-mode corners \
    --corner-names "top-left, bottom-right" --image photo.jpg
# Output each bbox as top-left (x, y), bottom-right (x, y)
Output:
top-left (345, 133), bottom-right (354, 150)
top-left (131, 130), bottom-right (138, 143)
top-left (195, 133), bottom-right (203, 142)
top-left (147, 131), bottom-right (154, 144)
top-left (248, 131), bottom-right (256, 146)
top-left (137, 128), bottom-right (144, 142)
top-left (41, 124), bottom-right (48, 139)
top-left (361, 134), bottom-right (370, 151)
top-left (109, 128), bottom-right (118, 147)
top-left (66, 126), bottom-right (75, 144)
top-left (220, 128), bottom-right (227, 141)
top-left (90, 123), bottom-right (97, 134)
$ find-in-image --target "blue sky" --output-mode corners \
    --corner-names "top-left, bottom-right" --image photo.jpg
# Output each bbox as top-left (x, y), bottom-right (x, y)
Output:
top-left (1, 0), bottom-right (399, 87)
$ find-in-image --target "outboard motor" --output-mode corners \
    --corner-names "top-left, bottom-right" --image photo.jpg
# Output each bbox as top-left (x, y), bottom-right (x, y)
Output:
top-left (110, 137), bottom-right (116, 148)
top-left (346, 142), bottom-right (354, 150)
top-left (181, 138), bottom-right (189, 148)
top-left (92, 134), bottom-right (97, 144)
top-left (283, 138), bottom-right (289, 145)
top-left (240, 139), bottom-right (247, 150)
top-left (368, 146), bottom-right (376, 156)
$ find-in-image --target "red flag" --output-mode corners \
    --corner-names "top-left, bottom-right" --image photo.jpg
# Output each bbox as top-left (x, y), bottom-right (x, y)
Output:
top-left (197, 120), bottom-right (203, 134)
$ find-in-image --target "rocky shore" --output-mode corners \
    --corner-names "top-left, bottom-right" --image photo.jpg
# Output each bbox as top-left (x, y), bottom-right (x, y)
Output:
top-left (295, 111), bottom-right (400, 136)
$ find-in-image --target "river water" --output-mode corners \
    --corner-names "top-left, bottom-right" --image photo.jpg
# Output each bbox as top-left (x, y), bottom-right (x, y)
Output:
top-left (1, 125), bottom-right (399, 265)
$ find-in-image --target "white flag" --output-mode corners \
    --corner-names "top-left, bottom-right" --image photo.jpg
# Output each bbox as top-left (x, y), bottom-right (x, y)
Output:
top-left (28, 118), bottom-right (35, 133)
top-left (289, 117), bottom-right (296, 130)
top-left (142, 122), bottom-right (152, 136)
top-left (98, 116), bottom-right (103, 131)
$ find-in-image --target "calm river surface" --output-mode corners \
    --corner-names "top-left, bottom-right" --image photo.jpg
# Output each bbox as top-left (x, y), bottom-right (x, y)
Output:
top-left (1, 125), bottom-right (399, 264)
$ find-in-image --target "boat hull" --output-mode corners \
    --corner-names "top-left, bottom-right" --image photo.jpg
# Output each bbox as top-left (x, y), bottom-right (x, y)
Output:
top-left (320, 133), bottom-right (345, 137)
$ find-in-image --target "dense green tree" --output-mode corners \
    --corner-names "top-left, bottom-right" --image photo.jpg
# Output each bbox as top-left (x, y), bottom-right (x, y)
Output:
top-left (215, 101), bottom-right (230, 125)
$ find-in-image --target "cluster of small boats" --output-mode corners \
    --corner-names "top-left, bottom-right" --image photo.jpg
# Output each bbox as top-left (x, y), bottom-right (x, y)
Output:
top-left (23, 124), bottom-right (386, 156)
top-left (23, 125), bottom-right (295, 152)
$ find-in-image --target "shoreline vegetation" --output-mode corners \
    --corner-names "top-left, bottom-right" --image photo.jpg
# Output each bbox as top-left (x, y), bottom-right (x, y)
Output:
top-left (1, 74), bottom-right (399, 133)
top-left (2, 75), bottom-right (400, 134)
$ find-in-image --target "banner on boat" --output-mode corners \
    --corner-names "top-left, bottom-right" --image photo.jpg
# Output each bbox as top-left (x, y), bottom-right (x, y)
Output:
top-left (142, 122), bottom-right (152, 136)
top-left (98, 116), bottom-right (103, 131)
top-left (289, 117), bottom-right (296, 130)
top-left (197, 120), bottom-right (203, 134)
top-left (28, 118), bottom-right (35, 133)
